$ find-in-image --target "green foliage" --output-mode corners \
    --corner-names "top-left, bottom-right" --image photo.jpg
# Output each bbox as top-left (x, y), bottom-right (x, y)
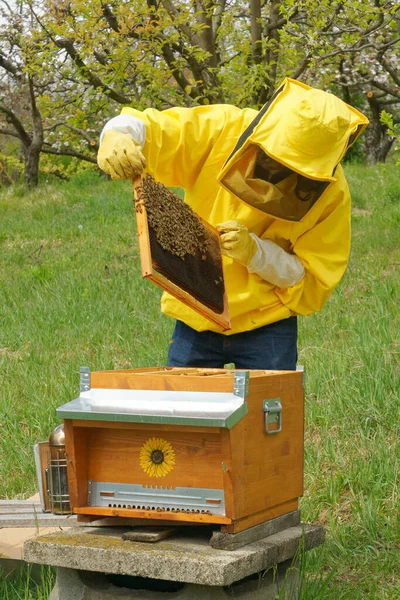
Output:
top-left (1, 0), bottom-right (399, 178)
top-left (380, 110), bottom-right (397, 136)
top-left (341, 137), bottom-right (365, 165)
top-left (39, 154), bottom-right (98, 183)
top-left (0, 153), bottom-right (23, 186)
top-left (380, 110), bottom-right (400, 166)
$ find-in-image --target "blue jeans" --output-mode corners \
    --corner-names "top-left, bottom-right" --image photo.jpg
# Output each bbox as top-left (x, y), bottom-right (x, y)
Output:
top-left (167, 318), bottom-right (298, 370)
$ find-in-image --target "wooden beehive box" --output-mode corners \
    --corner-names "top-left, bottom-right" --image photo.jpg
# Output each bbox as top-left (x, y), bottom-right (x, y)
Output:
top-left (57, 367), bottom-right (304, 533)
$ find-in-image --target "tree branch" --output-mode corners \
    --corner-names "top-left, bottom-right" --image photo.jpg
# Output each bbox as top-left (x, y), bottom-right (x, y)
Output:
top-left (0, 104), bottom-right (31, 146)
top-left (54, 37), bottom-right (133, 105)
top-left (0, 127), bottom-right (20, 138)
top-left (29, 76), bottom-right (43, 149)
top-left (45, 122), bottom-right (99, 149)
top-left (161, 0), bottom-right (202, 48)
top-left (41, 145), bottom-right (97, 164)
top-left (250, 0), bottom-right (262, 64)
top-left (101, 0), bottom-right (219, 102)
top-left (0, 53), bottom-right (19, 76)
top-left (193, 0), bottom-right (218, 64)
top-left (377, 55), bottom-right (400, 87)
top-left (211, 0), bottom-right (226, 44)
top-left (371, 79), bottom-right (400, 100)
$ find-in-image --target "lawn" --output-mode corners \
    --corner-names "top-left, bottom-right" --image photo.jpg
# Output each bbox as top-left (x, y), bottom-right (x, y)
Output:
top-left (0, 164), bottom-right (399, 598)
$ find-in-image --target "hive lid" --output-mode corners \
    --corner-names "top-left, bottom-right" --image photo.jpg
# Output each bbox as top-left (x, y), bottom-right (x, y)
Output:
top-left (56, 388), bottom-right (248, 429)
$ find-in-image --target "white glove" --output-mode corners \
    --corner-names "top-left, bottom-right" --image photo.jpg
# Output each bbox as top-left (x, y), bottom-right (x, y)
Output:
top-left (100, 114), bottom-right (146, 147)
top-left (247, 235), bottom-right (305, 288)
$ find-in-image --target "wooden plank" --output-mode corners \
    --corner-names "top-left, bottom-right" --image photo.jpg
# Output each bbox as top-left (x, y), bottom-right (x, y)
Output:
top-left (220, 499), bottom-right (299, 534)
top-left (86, 427), bottom-right (224, 490)
top-left (122, 527), bottom-right (175, 543)
top-left (75, 515), bottom-right (205, 527)
top-left (0, 500), bottom-right (76, 528)
top-left (147, 269), bottom-right (231, 331)
top-left (73, 506), bottom-right (232, 525)
top-left (134, 175), bottom-right (153, 276)
top-left (220, 429), bottom-right (235, 520)
top-left (0, 500), bottom-right (43, 509)
top-left (0, 514), bottom-right (76, 528)
top-left (210, 509), bottom-right (300, 550)
top-left (90, 369), bottom-right (237, 392)
top-left (133, 176), bottom-right (231, 331)
top-left (71, 420), bottom-right (220, 435)
top-left (0, 507), bottom-right (42, 515)
top-left (64, 421), bottom-right (89, 509)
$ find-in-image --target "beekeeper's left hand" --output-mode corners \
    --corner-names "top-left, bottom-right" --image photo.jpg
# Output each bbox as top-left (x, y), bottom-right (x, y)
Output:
top-left (217, 220), bottom-right (305, 288)
top-left (216, 220), bottom-right (257, 267)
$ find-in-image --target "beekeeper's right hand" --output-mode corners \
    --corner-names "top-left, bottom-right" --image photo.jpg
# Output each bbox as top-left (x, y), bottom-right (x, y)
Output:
top-left (97, 130), bottom-right (146, 180)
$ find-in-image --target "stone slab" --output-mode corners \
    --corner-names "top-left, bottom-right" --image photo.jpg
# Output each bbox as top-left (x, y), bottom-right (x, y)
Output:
top-left (23, 523), bottom-right (325, 587)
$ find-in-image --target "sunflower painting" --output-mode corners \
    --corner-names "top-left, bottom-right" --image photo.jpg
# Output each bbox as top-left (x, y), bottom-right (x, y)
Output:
top-left (139, 437), bottom-right (176, 478)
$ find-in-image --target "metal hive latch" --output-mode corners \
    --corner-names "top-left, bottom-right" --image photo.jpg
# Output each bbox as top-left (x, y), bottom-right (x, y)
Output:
top-left (263, 398), bottom-right (282, 434)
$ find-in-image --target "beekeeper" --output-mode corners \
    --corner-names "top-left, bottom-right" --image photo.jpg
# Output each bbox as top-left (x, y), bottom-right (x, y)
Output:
top-left (97, 78), bottom-right (368, 370)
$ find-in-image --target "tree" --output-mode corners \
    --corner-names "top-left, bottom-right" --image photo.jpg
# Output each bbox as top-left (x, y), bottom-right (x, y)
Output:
top-left (2, 0), bottom-right (399, 181)
top-left (0, 4), bottom-right (44, 185)
top-left (291, 0), bottom-right (400, 163)
top-left (0, 0), bottom-right (101, 185)
top-left (39, 1), bottom-right (399, 121)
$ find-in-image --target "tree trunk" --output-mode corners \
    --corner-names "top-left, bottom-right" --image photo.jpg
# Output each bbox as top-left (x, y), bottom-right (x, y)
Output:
top-left (22, 76), bottom-right (44, 186)
top-left (24, 144), bottom-right (41, 186)
top-left (364, 94), bottom-right (395, 164)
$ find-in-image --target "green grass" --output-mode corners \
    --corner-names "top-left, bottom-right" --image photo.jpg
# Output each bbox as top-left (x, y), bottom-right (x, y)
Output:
top-left (0, 165), bottom-right (399, 598)
top-left (0, 566), bottom-right (54, 600)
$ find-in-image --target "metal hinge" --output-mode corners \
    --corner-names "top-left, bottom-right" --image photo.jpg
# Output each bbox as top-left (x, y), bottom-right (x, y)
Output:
top-left (263, 398), bottom-right (282, 434)
top-left (80, 366), bottom-right (90, 393)
top-left (233, 371), bottom-right (249, 399)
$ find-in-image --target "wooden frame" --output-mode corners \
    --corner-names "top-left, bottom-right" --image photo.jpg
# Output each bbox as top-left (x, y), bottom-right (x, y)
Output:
top-left (133, 176), bottom-right (231, 330)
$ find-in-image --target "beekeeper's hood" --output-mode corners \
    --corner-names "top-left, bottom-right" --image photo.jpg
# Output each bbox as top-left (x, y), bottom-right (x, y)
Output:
top-left (218, 78), bottom-right (369, 221)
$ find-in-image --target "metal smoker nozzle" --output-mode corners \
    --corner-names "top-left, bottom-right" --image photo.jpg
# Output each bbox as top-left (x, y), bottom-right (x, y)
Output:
top-left (49, 423), bottom-right (66, 447)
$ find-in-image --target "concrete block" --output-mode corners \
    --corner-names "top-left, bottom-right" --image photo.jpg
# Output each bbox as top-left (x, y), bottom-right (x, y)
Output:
top-left (49, 559), bottom-right (300, 599)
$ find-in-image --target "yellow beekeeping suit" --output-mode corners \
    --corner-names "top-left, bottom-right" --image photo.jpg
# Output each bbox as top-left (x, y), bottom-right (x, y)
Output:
top-left (121, 78), bottom-right (368, 334)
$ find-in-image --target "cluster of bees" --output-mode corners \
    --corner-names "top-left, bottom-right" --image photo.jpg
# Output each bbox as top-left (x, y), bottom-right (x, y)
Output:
top-left (135, 174), bottom-right (210, 260)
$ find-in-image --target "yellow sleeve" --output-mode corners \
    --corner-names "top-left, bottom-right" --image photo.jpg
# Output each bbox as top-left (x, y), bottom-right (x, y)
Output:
top-left (121, 105), bottom-right (235, 189)
top-left (275, 182), bottom-right (351, 315)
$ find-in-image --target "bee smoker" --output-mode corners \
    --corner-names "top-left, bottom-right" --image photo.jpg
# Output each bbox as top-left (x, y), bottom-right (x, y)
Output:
top-left (45, 424), bottom-right (71, 514)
